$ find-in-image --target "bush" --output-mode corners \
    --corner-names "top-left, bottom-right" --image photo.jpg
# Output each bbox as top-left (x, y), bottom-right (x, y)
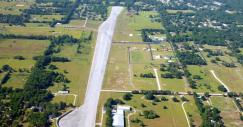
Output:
top-left (161, 96), bottom-right (168, 101)
top-left (123, 93), bottom-right (133, 101)
top-left (218, 85), bottom-right (227, 92)
top-left (144, 92), bottom-right (155, 100)
top-left (172, 97), bottom-right (180, 102)
top-left (48, 64), bottom-right (58, 70)
top-left (14, 55), bottom-right (25, 60)
top-left (143, 110), bottom-right (159, 119)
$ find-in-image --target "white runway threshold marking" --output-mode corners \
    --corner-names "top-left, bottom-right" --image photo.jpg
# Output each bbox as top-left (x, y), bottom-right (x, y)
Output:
top-left (58, 6), bottom-right (123, 127)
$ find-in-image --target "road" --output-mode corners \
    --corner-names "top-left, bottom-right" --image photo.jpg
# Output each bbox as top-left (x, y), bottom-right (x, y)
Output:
top-left (59, 6), bottom-right (123, 127)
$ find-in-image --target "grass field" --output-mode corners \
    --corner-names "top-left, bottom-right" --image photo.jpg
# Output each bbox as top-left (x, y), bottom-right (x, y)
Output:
top-left (103, 44), bottom-right (132, 90)
top-left (96, 92), bottom-right (201, 127)
top-left (0, 25), bottom-right (84, 38)
top-left (30, 15), bottom-right (64, 22)
top-left (0, 39), bottom-right (49, 89)
top-left (0, 1), bottom-right (32, 15)
top-left (0, 39), bottom-right (50, 59)
top-left (199, 44), bottom-right (243, 92)
top-left (49, 33), bottom-right (96, 106)
top-left (211, 96), bottom-right (243, 127)
top-left (187, 65), bottom-right (221, 93)
top-left (113, 9), bottom-right (162, 42)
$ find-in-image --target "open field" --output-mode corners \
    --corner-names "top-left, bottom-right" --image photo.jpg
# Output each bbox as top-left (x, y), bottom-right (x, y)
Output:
top-left (199, 44), bottom-right (243, 92)
top-left (30, 14), bottom-right (64, 22)
top-left (0, 25), bottom-right (84, 38)
top-left (96, 92), bottom-right (201, 127)
top-left (3, 72), bottom-right (29, 89)
top-left (187, 65), bottom-right (221, 93)
top-left (103, 44), bottom-right (132, 90)
top-left (49, 42), bottom-right (94, 106)
top-left (103, 42), bottom-right (187, 91)
top-left (0, 1), bottom-right (32, 15)
top-left (113, 9), bottom-right (162, 42)
top-left (0, 39), bottom-right (49, 89)
top-left (211, 96), bottom-right (243, 127)
top-left (166, 9), bottom-right (195, 14)
top-left (0, 39), bottom-right (50, 59)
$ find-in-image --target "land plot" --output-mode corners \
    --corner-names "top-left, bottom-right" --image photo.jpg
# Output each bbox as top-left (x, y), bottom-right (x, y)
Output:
top-left (0, 39), bottom-right (50, 59)
top-left (96, 92), bottom-right (200, 127)
top-left (166, 9), bottom-right (195, 14)
top-left (187, 65), bottom-right (221, 93)
top-left (0, 1), bottom-right (32, 15)
top-left (49, 40), bottom-right (94, 106)
top-left (103, 44), bottom-right (131, 90)
top-left (30, 14), bottom-right (64, 22)
top-left (211, 96), bottom-right (243, 127)
top-left (113, 9), bottom-right (162, 42)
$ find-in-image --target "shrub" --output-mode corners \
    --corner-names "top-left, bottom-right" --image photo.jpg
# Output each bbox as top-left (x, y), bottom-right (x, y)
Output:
top-left (123, 93), bottom-right (133, 101)
top-left (14, 55), bottom-right (25, 60)
top-left (143, 110), bottom-right (159, 119)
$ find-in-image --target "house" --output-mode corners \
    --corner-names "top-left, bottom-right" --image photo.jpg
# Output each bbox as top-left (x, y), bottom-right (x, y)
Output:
top-left (112, 105), bottom-right (131, 127)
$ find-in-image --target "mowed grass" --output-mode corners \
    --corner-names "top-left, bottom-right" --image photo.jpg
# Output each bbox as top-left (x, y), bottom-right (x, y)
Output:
top-left (103, 44), bottom-right (132, 90)
top-left (211, 97), bottom-right (243, 127)
top-left (96, 92), bottom-right (199, 127)
top-left (0, 39), bottom-right (50, 59)
top-left (113, 9), bottom-right (162, 42)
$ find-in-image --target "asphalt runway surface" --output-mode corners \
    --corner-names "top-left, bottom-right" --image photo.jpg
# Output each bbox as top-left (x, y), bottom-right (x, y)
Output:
top-left (59, 6), bottom-right (123, 127)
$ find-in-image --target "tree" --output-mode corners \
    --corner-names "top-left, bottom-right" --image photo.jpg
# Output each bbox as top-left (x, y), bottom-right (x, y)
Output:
top-left (218, 85), bottom-right (227, 92)
top-left (144, 92), bottom-right (155, 100)
top-left (14, 55), bottom-right (25, 60)
top-left (172, 97), bottom-right (180, 102)
top-left (161, 96), bottom-right (168, 101)
top-left (143, 110), bottom-right (159, 119)
top-left (123, 93), bottom-right (133, 101)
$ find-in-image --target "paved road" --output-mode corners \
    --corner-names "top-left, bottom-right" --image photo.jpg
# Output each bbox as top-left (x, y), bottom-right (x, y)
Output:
top-left (59, 6), bottom-right (123, 127)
